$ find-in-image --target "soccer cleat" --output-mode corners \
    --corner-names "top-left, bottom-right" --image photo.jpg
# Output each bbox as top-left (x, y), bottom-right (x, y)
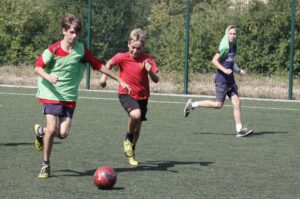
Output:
top-left (184, 99), bottom-right (194, 117)
top-left (123, 139), bottom-right (134, 157)
top-left (236, 128), bottom-right (254, 137)
top-left (128, 156), bottom-right (139, 166)
top-left (38, 165), bottom-right (50, 178)
top-left (33, 124), bottom-right (43, 151)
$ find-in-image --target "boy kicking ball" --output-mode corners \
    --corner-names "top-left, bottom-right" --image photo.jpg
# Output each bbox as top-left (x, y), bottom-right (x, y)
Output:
top-left (100, 28), bottom-right (159, 166)
top-left (33, 13), bottom-right (129, 178)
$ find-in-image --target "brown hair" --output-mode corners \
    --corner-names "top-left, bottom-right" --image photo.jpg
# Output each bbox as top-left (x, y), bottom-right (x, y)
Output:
top-left (128, 28), bottom-right (146, 46)
top-left (61, 13), bottom-right (82, 32)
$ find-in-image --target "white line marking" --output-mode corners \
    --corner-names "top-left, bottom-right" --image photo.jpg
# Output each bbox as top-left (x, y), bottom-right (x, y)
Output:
top-left (1, 84), bottom-right (300, 103)
top-left (0, 91), bottom-right (299, 111)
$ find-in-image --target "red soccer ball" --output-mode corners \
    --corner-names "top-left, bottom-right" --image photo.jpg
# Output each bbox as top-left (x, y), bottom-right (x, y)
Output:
top-left (93, 166), bottom-right (117, 189)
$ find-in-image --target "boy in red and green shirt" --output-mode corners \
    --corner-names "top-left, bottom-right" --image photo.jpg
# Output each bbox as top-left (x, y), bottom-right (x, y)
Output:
top-left (33, 13), bottom-right (129, 178)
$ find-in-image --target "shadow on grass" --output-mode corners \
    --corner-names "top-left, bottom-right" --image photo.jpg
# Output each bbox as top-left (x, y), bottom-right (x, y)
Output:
top-left (195, 131), bottom-right (288, 136)
top-left (0, 142), bottom-right (61, 147)
top-left (194, 132), bottom-right (233, 136)
top-left (249, 131), bottom-right (288, 136)
top-left (55, 160), bottom-right (214, 177)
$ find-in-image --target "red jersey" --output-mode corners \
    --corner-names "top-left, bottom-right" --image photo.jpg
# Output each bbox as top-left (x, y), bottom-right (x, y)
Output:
top-left (35, 40), bottom-right (103, 108)
top-left (111, 52), bottom-right (159, 100)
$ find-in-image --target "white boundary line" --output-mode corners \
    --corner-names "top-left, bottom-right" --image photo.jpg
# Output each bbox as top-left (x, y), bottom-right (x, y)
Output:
top-left (0, 91), bottom-right (300, 112)
top-left (1, 84), bottom-right (300, 103)
top-left (1, 84), bottom-right (300, 109)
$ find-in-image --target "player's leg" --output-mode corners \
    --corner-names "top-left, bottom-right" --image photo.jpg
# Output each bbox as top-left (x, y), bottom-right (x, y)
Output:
top-left (184, 99), bottom-right (224, 117)
top-left (231, 94), bottom-right (242, 128)
top-left (125, 109), bottom-right (141, 166)
top-left (184, 83), bottom-right (226, 117)
top-left (57, 117), bottom-right (72, 139)
top-left (197, 100), bottom-right (223, 109)
top-left (119, 94), bottom-right (141, 166)
top-left (34, 105), bottom-right (50, 151)
top-left (38, 114), bottom-right (57, 178)
top-left (56, 106), bottom-right (74, 139)
top-left (132, 99), bottom-right (148, 150)
top-left (132, 120), bottom-right (142, 151)
top-left (230, 87), bottom-right (253, 137)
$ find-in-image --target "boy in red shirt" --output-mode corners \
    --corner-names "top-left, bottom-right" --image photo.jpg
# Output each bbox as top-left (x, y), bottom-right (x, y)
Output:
top-left (100, 28), bottom-right (159, 166)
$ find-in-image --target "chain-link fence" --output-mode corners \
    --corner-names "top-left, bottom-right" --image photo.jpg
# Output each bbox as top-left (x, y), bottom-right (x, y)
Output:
top-left (0, 0), bottom-right (299, 99)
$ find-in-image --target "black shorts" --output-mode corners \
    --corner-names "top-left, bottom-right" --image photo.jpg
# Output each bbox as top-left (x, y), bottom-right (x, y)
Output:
top-left (43, 104), bottom-right (75, 118)
top-left (118, 94), bottom-right (148, 121)
top-left (215, 82), bottom-right (239, 103)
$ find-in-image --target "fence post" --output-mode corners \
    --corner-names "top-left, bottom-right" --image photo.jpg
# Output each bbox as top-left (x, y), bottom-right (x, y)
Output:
top-left (183, 0), bottom-right (190, 94)
top-left (288, 0), bottom-right (296, 100)
top-left (86, 0), bottom-right (92, 89)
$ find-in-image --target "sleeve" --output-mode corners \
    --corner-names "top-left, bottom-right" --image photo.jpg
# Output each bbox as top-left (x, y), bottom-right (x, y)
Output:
top-left (233, 63), bottom-right (241, 73)
top-left (82, 48), bottom-right (103, 70)
top-left (41, 49), bottom-right (54, 66)
top-left (35, 55), bottom-right (46, 68)
top-left (147, 55), bottom-right (159, 73)
top-left (110, 53), bottom-right (122, 67)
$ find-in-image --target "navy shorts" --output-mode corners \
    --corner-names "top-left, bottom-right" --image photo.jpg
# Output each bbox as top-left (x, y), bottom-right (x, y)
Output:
top-left (118, 94), bottom-right (148, 121)
top-left (215, 82), bottom-right (239, 102)
top-left (43, 104), bottom-right (75, 118)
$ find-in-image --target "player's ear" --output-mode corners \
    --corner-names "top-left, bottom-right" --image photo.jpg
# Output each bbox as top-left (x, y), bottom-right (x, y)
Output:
top-left (62, 28), bottom-right (67, 35)
top-left (127, 40), bottom-right (131, 48)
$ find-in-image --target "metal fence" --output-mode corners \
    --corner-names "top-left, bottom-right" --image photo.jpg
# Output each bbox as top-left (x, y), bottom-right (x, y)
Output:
top-left (0, 0), bottom-right (299, 100)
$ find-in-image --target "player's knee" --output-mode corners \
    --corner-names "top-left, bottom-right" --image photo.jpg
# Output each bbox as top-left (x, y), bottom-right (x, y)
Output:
top-left (46, 127), bottom-right (57, 135)
top-left (58, 132), bottom-right (69, 139)
top-left (130, 109), bottom-right (141, 120)
top-left (215, 102), bottom-right (223, 109)
top-left (232, 101), bottom-right (240, 109)
top-left (233, 104), bottom-right (240, 110)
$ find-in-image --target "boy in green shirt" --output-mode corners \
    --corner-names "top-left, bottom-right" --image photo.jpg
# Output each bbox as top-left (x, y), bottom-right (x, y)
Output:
top-left (33, 13), bottom-right (129, 178)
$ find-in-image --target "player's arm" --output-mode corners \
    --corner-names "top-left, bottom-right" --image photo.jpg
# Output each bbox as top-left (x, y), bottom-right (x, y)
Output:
top-left (99, 58), bottom-right (131, 92)
top-left (99, 59), bottom-right (131, 93)
top-left (34, 56), bottom-right (58, 84)
top-left (145, 59), bottom-right (159, 83)
top-left (233, 63), bottom-right (245, 75)
top-left (212, 53), bottom-right (232, 75)
top-left (99, 59), bottom-right (113, 88)
top-left (83, 49), bottom-right (130, 91)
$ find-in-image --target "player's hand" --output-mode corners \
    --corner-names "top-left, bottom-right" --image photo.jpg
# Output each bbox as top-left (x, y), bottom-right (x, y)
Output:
top-left (224, 68), bottom-right (233, 75)
top-left (145, 59), bottom-right (152, 72)
top-left (99, 75), bottom-right (107, 88)
top-left (100, 79), bottom-right (107, 88)
top-left (120, 80), bottom-right (131, 94)
top-left (239, 69), bottom-right (245, 75)
top-left (48, 74), bottom-right (58, 84)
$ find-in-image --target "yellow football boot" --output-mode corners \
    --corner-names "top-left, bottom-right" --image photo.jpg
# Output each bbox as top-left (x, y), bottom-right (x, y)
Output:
top-left (33, 124), bottom-right (43, 151)
top-left (38, 165), bottom-right (50, 178)
top-left (124, 139), bottom-right (139, 166)
top-left (128, 156), bottom-right (139, 166)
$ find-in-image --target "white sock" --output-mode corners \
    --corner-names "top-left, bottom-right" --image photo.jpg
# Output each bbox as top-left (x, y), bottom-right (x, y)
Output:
top-left (236, 124), bottom-right (242, 133)
top-left (191, 102), bottom-right (198, 108)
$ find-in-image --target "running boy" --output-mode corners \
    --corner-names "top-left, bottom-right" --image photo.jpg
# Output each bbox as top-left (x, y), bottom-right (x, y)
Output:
top-left (183, 25), bottom-right (254, 137)
top-left (100, 28), bottom-right (159, 166)
top-left (33, 13), bottom-right (129, 178)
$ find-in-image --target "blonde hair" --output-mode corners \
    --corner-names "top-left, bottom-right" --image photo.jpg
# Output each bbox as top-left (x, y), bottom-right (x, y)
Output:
top-left (128, 28), bottom-right (146, 45)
